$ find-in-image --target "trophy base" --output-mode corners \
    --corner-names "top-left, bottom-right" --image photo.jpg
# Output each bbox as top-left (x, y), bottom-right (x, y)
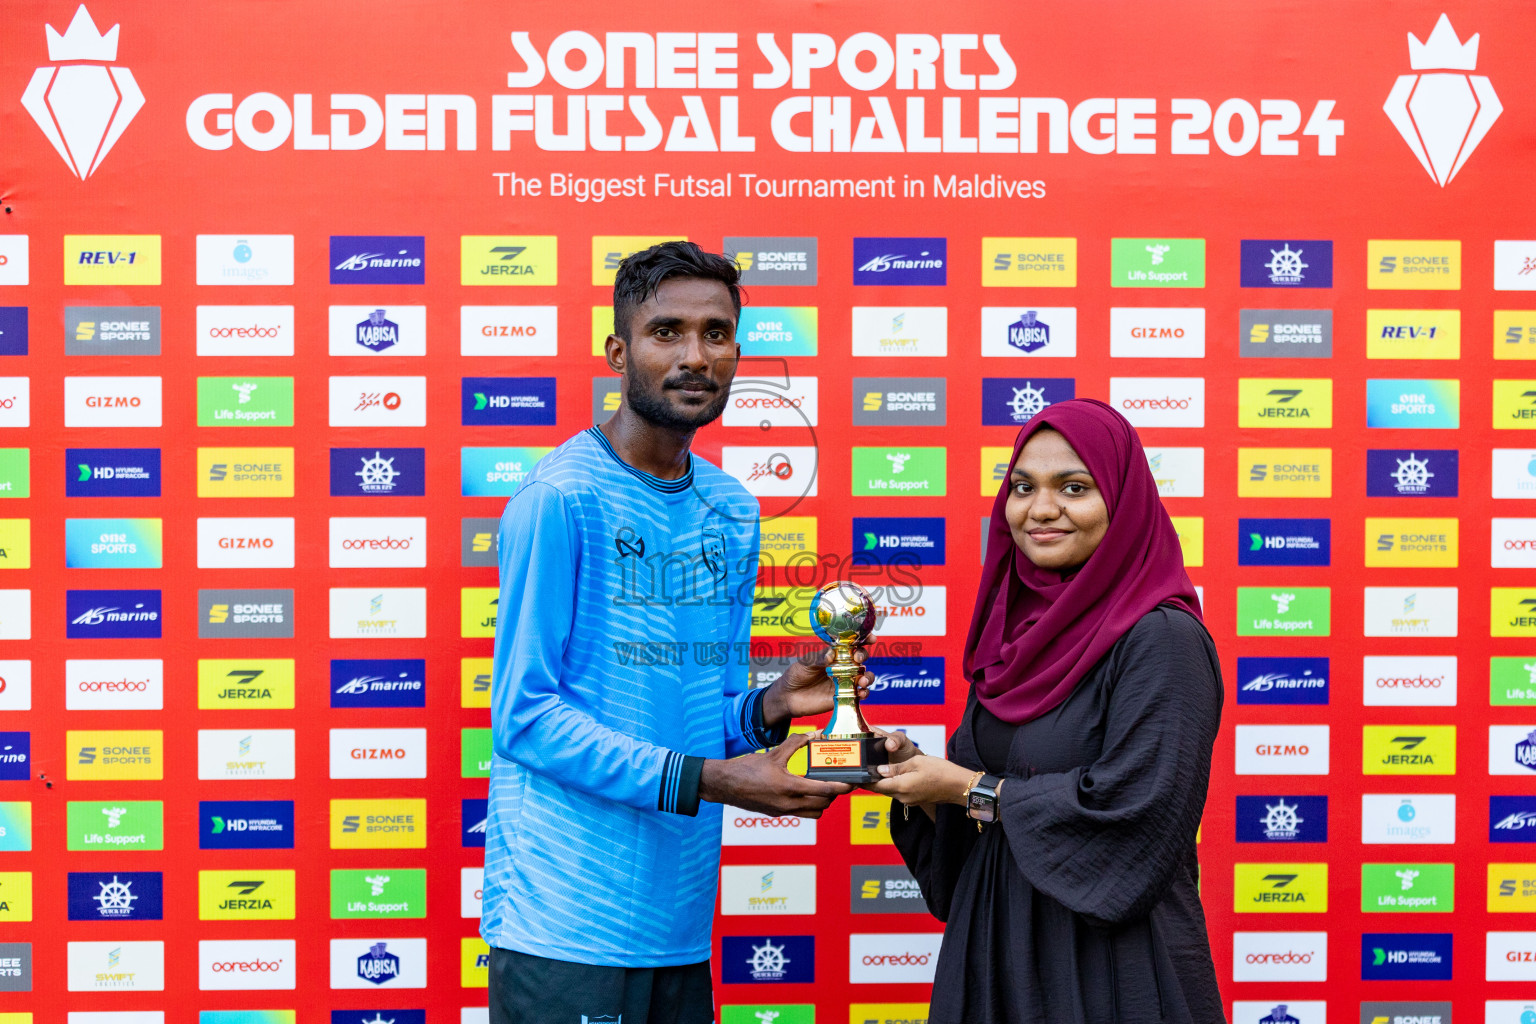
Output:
top-left (804, 735), bottom-right (888, 785)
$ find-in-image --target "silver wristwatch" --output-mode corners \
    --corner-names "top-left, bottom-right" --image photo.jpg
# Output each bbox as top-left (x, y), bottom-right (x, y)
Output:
top-left (965, 773), bottom-right (1004, 823)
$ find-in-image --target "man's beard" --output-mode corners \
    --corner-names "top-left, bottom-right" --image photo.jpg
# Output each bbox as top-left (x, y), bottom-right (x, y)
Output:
top-left (626, 373), bottom-right (731, 430)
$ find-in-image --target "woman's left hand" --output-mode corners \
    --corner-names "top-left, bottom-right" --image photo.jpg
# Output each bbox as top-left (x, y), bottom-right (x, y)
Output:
top-left (865, 753), bottom-right (980, 808)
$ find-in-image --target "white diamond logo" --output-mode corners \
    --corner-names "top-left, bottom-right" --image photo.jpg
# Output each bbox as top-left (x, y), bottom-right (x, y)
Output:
top-left (1383, 13), bottom-right (1501, 187)
top-left (20, 5), bottom-right (144, 179)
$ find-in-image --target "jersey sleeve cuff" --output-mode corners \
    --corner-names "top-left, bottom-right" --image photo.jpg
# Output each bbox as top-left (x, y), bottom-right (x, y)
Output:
top-left (743, 684), bottom-right (790, 751)
top-left (659, 752), bottom-right (704, 817)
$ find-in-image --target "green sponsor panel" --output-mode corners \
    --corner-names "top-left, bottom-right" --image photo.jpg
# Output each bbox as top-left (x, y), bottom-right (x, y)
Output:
top-left (1491, 657), bottom-right (1536, 705)
top-left (720, 1008), bottom-right (814, 1024)
top-left (196, 376), bottom-right (295, 426)
top-left (66, 800), bottom-right (163, 851)
top-left (1236, 587), bottom-right (1330, 636)
top-left (1361, 862), bottom-right (1453, 912)
top-left (851, 447), bottom-right (947, 497)
top-left (330, 868), bottom-right (427, 918)
top-left (1110, 238), bottom-right (1206, 288)
top-left (0, 450), bottom-right (29, 498)
top-left (462, 728), bottom-right (493, 778)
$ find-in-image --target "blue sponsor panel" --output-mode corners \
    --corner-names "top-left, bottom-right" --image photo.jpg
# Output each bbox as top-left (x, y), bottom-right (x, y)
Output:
top-left (331, 658), bottom-right (426, 708)
top-left (65, 589), bottom-right (161, 638)
top-left (199, 800), bottom-right (295, 850)
top-left (1491, 795), bottom-right (1536, 841)
top-left (981, 378), bottom-right (1076, 426)
top-left (66, 448), bottom-right (161, 497)
top-left (462, 377), bottom-right (557, 426)
top-left (0, 308), bottom-right (27, 355)
top-left (720, 935), bottom-right (815, 983)
top-left (1235, 795), bottom-right (1327, 843)
top-left (64, 518), bottom-right (163, 569)
top-left (1365, 379), bottom-right (1460, 429)
top-left (863, 657), bottom-right (945, 706)
top-left (1237, 518), bottom-right (1331, 567)
top-left (1239, 240), bottom-right (1333, 288)
top-left (67, 871), bottom-right (163, 920)
top-left (1235, 657), bottom-right (1330, 705)
top-left (330, 447), bottom-right (426, 496)
top-left (329, 235), bottom-right (425, 284)
top-left (0, 732), bottom-right (29, 781)
top-left (852, 516), bottom-right (945, 566)
top-left (1365, 449), bottom-right (1458, 497)
top-left (463, 797), bottom-right (487, 847)
top-left (1360, 932), bottom-right (1452, 980)
top-left (332, 1014), bottom-right (425, 1024)
top-left (853, 238), bottom-right (946, 286)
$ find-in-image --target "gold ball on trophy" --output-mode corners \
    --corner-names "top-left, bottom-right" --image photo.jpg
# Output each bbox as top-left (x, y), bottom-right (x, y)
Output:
top-left (809, 581), bottom-right (877, 647)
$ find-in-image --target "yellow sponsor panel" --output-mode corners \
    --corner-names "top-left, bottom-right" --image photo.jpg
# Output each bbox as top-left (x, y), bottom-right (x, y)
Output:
top-left (982, 446), bottom-right (1014, 497)
top-left (1169, 517), bottom-right (1203, 567)
top-left (1233, 863), bottom-right (1328, 913)
top-left (0, 1015), bottom-right (32, 1024)
top-left (197, 658), bottom-right (296, 710)
top-left (196, 447), bottom-right (295, 498)
top-left (462, 587), bottom-right (499, 638)
top-left (851, 1006), bottom-right (930, 1024)
top-left (460, 235), bottom-right (557, 286)
top-left (1367, 239), bottom-right (1460, 290)
top-left (199, 869), bottom-right (296, 920)
top-left (1237, 379), bottom-right (1332, 428)
top-left (591, 305), bottom-right (612, 356)
top-left (1362, 725), bottom-right (1456, 775)
top-left (1364, 517), bottom-right (1458, 568)
top-left (592, 235), bottom-right (687, 286)
top-left (850, 793), bottom-right (892, 846)
top-left (1493, 380), bottom-right (1536, 428)
top-left (1492, 588), bottom-right (1536, 638)
top-left (750, 585), bottom-right (817, 638)
top-left (0, 519), bottom-right (29, 569)
top-left (1488, 864), bottom-right (1536, 911)
top-left (329, 798), bottom-right (427, 849)
top-left (1236, 448), bottom-right (1332, 498)
top-left (761, 517), bottom-right (818, 561)
top-left (63, 234), bottom-right (162, 285)
top-left (0, 871), bottom-right (33, 921)
top-left (1367, 309), bottom-right (1460, 360)
top-left (67, 730), bottom-right (163, 780)
top-left (462, 656), bottom-right (493, 708)
top-left (1495, 311), bottom-right (1536, 359)
top-left (461, 936), bottom-right (491, 988)
top-left (981, 237), bottom-right (1078, 287)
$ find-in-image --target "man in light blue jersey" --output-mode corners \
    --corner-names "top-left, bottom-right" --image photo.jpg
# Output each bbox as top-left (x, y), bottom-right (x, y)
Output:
top-left (482, 241), bottom-right (858, 1024)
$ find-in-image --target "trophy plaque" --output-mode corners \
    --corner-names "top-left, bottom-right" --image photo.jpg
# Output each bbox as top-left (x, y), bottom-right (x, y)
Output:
top-left (804, 580), bottom-right (888, 784)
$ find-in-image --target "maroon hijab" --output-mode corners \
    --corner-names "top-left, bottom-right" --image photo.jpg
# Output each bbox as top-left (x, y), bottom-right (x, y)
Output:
top-left (965, 398), bottom-right (1202, 724)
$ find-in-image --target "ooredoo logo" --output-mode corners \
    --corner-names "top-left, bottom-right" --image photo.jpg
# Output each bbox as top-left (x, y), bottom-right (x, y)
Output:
top-left (1231, 931), bottom-right (1327, 980)
top-left (723, 376), bottom-right (819, 428)
top-left (1108, 377), bottom-right (1205, 427)
top-left (198, 939), bottom-right (295, 990)
top-left (848, 933), bottom-right (942, 983)
top-left (22, 6), bottom-right (144, 179)
top-left (1364, 655), bottom-right (1457, 707)
top-left (65, 659), bottom-right (163, 711)
top-left (328, 517), bottom-right (428, 569)
top-left (723, 806), bottom-right (817, 846)
top-left (196, 306), bottom-right (295, 356)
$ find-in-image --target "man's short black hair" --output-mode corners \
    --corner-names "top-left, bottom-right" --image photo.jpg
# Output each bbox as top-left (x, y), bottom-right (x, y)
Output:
top-left (612, 240), bottom-right (742, 340)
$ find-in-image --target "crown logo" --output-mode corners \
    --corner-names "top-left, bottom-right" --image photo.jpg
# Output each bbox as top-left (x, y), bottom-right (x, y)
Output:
top-left (20, 5), bottom-right (144, 179)
top-left (1383, 13), bottom-right (1501, 187)
top-left (47, 5), bottom-right (119, 61)
top-left (1408, 13), bottom-right (1478, 71)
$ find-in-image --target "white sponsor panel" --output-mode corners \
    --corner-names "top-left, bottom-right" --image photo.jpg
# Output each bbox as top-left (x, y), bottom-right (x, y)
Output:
top-left (0, 589), bottom-right (30, 639)
top-left (1145, 447), bottom-right (1205, 498)
top-left (69, 1015), bottom-right (167, 1024)
top-left (461, 867), bottom-right (483, 918)
top-left (198, 939), bottom-right (296, 990)
top-left (1490, 726), bottom-right (1536, 776)
top-left (1232, 1004), bottom-right (1325, 1024)
top-left (329, 587), bottom-right (428, 639)
top-left (720, 864), bottom-right (817, 916)
top-left (1489, 1001), bottom-right (1536, 1023)
top-left (328, 376), bottom-right (428, 427)
top-left (886, 725), bottom-right (946, 757)
top-left (720, 446), bottom-right (818, 498)
top-left (197, 728), bottom-right (296, 780)
top-left (328, 516), bottom-right (428, 568)
top-left (848, 932), bottom-right (942, 984)
top-left (328, 305), bottom-right (427, 356)
top-left (851, 307), bottom-right (948, 357)
top-left (1363, 587), bottom-right (1458, 637)
top-left (195, 235), bottom-right (295, 286)
top-left (196, 305), bottom-right (295, 356)
top-left (460, 306), bottom-right (558, 356)
top-left (1494, 518), bottom-right (1536, 568)
top-left (1234, 725), bottom-right (1330, 775)
top-left (722, 806), bottom-right (817, 846)
top-left (1108, 377), bottom-right (1206, 428)
top-left (868, 584), bottom-right (945, 637)
top-left (64, 376), bottom-right (159, 427)
top-left (329, 938), bottom-right (428, 989)
top-left (1231, 932), bottom-right (1327, 982)
top-left (67, 940), bottom-right (165, 991)
top-left (1487, 931), bottom-right (1536, 980)
top-left (461, 1011), bottom-right (490, 1024)
top-left (1493, 449), bottom-right (1536, 499)
top-left (1361, 793), bottom-right (1456, 844)
top-left (723, 376), bottom-right (819, 428)
top-left (1495, 241), bottom-right (1536, 291)
top-left (65, 659), bottom-right (163, 711)
top-left (329, 727), bottom-right (428, 779)
top-left (0, 377), bottom-right (28, 428)
top-left (1362, 655), bottom-right (1458, 707)
top-left (980, 306), bottom-right (1077, 357)
top-left (0, 659), bottom-right (31, 711)
top-left (196, 517), bottom-right (295, 569)
top-left (1109, 307), bottom-right (1206, 358)
top-left (0, 236), bottom-right (29, 285)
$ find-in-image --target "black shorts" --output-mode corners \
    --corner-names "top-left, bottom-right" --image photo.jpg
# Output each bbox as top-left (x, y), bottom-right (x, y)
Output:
top-left (488, 946), bottom-right (715, 1024)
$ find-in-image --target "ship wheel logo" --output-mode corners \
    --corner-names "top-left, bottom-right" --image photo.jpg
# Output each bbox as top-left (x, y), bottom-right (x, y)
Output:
top-left (356, 451), bottom-right (400, 492)
top-left (93, 875), bottom-right (137, 914)
top-left (1008, 382), bottom-right (1049, 422)
top-left (1261, 799), bottom-right (1303, 839)
top-left (747, 939), bottom-right (789, 979)
top-left (1264, 244), bottom-right (1308, 285)
top-left (1391, 452), bottom-right (1433, 493)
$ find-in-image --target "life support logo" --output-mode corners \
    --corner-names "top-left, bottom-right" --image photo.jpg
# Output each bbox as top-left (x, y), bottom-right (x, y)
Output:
top-left (22, 6), bottom-right (144, 179)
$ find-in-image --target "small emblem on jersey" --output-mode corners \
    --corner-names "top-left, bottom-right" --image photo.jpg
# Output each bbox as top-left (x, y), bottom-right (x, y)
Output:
top-left (614, 528), bottom-right (645, 559)
top-left (702, 529), bottom-right (727, 581)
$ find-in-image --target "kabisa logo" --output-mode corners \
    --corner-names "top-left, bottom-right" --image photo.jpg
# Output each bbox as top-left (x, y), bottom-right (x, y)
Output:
top-left (1493, 796), bottom-right (1536, 842)
top-left (462, 798), bottom-right (487, 848)
top-left (67, 871), bottom-right (162, 921)
top-left (1235, 795), bottom-right (1327, 843)
top-left (1009, 310), bottom-right (1050, 352)
top-left (331, 659), bottom-right (426, 709)
top-left (200, 800), bottom-right (294, 850)
top-left (21, 6), bottom-right (143, 179)
top-left (0, 733), bottom-right (29, 781)
top-left (1240, 240), bottom-right (1333, 288)
top-left (1366, 449), bottom-right (1457, 497)
top-left (356, 942), bottom-right (400, 985)
top-left (330, 448), bottom-right (425, 497)
top-left (330, 236), bottom-right (425, 284)
top-left (1238, 519), bottom-right (1331, 567)
top-left (852, 516), bottom-right (944, 566)
top-left (1384, 14), bottom-right (1501, 186)
top-left (981, 378), bottom-right (1075, 425)
top-left (852, 238), bottom-right (946, 286)
top-left (1361, 932), bottom-right (1452, 980)
top-left (1237, 657), bottom-right (1330, 706)
top-left (721, 936), bottom-right (815, 984)
top-left (66, 448), bottom-right (159, 497)
top-left (463, 377), bottom-right (557, 426)
top-left (66, 589), bottom-right (160, 638)
top-left (980, 307), bottom-right (1077, 358)
top-left (862, 657), bottom-right (945, 706)
top-left (356, 310), bottom-right (399, 352)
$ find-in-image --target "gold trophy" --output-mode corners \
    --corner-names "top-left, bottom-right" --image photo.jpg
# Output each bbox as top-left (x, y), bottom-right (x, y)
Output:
top-left (804, 581), bottom-right (887, 784)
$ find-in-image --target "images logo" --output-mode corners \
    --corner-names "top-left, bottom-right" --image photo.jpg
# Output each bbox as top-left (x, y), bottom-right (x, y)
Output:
top-left (67, 871), bottom-right (162, 921)
top-left (1366, 449), bottom-right (1457, 497)
top-left (1384, 14), bottom-right (1501, 186)
top-left (852, 238), bottom-right (946, 286)
top-left (1236, 656), bottom-right (1330, 705)
top-left (199, 800), bottom-right (294, 850)
top-left (981, 378), bottom-right (1074, 425)
top-left (1240, 240), bottom-right (1333, 288)
top-left (725, 236), bottom-right (818, 285)
top-left (21, 6), bottom-right (143, 179)
top-left (330, 236), bottom-right (425, 285)
top-left (1235, 795), bottom-right (1327, 843)
top-left (1238, 519), bottom-right (1331, 567)
top-left (66, 589), bottom-right (160, 638)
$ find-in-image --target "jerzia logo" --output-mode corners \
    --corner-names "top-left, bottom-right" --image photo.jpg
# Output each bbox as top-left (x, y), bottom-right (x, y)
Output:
top-left (1384, 14), bottom-right (1502, 186)
top-left (22, 6), bottom-right (144, 179)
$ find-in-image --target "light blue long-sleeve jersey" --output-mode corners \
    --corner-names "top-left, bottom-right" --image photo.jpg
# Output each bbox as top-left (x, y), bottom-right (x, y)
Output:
top-left (480, 427), bottom-right (778, 966)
